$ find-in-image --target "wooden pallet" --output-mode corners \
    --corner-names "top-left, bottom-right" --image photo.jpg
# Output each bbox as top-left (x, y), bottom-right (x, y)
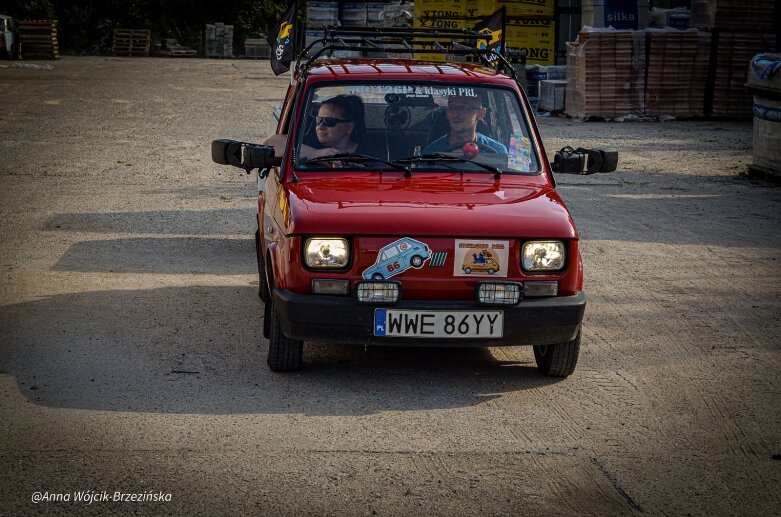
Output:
top-left (113, 29), bottom-right (151, 57)
top-left (18, 20), bottom-right (59, 60)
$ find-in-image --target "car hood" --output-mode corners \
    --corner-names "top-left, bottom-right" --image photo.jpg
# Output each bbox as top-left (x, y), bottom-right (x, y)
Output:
top-left (282, 174), bottom-right (578, 239)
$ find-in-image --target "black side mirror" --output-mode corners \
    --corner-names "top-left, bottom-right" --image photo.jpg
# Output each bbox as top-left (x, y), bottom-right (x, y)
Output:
top-left (211, 139), bottom-right (281, 172)
top-left (552, 146), bottom-right (618, 174)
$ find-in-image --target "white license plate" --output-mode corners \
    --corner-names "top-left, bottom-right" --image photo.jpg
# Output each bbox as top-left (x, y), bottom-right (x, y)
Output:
top-left (373, 309), bottom-right (503, 338)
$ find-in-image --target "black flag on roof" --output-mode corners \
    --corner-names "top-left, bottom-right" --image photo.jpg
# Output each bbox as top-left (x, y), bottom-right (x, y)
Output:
top-left (473, 7), bottom-right (506, 64)
top-left (267, 3), bottom-right (298, 75)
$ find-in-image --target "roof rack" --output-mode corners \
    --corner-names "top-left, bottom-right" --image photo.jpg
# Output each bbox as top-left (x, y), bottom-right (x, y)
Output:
top-left (299, 27), bottom-right (526, 87)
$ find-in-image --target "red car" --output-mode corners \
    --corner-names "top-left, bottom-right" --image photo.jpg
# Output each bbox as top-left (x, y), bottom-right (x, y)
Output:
top-left (212, 29), bottom-right (616, 376)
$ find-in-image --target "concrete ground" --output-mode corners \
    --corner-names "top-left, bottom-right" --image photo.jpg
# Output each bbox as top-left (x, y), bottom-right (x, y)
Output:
top-left (0, 57), bottom-right (779, 515)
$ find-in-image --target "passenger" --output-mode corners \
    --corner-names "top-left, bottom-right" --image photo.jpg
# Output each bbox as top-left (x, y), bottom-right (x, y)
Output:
top-left (300, 94), bottom-right (368, 160)
top-left (422, 95), bottom-right (507, 157)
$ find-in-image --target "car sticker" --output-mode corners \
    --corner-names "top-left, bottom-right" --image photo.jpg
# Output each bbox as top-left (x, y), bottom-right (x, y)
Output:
top-left (507, 134), bottom-right (532, 172)
top-left (362, 237), bottom-right (433, 280)
top-left (429, 251), bottom-right (448, 267)
top-left (453, 239), bottom-right (509, 278)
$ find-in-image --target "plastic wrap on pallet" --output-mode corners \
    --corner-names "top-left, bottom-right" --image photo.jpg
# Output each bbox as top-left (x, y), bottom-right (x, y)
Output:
top-left (538, 79), bottom-right (567, 111)
top-left (565, 26), bottom-right (646, 118)
top-left (749, 53), bottom-right (781, 93)
top-left (649, 7), bottom-right (691, 29)
top-left (379, 2), bottom-right (414, 27)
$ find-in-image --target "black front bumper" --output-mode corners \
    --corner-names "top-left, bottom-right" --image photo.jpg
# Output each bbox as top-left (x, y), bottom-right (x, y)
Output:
top-left (273, 289), bottom-right (586, 347)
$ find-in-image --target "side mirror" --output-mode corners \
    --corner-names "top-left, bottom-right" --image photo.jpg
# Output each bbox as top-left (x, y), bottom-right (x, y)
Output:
top-left (552, 146), bottom-right (618, 175)
top-left (211, 139), bottom-right (281, 172)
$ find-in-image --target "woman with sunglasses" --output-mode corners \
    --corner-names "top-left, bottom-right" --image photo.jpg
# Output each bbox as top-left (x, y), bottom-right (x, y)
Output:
top-left (300, 95), bottom-right (368, 160)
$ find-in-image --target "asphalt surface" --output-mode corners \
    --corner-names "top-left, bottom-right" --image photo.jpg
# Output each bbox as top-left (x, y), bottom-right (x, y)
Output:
top-left (0, 57), bottom-right (779, 516)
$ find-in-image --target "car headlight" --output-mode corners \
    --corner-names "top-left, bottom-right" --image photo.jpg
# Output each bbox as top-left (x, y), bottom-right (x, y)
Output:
top-left (304, 238), bottom-right (349, 268)
top-left (522, 241), bottom-right (565, 271)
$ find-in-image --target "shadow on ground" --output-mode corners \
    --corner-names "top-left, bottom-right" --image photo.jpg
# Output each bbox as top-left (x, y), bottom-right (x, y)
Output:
top-left (0, 286), bottom-right (557, 416)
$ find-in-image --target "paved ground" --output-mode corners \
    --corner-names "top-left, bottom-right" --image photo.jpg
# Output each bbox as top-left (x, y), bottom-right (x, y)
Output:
top-left (0, 57), bottom-right (779, 515)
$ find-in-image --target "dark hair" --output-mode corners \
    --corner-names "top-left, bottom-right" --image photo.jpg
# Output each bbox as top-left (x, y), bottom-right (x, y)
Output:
top-left (321, 95), bottom-right (366, 145)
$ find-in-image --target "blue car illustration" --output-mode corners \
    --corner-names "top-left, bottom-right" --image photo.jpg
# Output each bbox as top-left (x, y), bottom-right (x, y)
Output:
top-left (362, 237), bottom-right (432, 280)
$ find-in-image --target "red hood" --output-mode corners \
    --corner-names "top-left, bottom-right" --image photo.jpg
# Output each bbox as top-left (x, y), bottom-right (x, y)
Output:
top-left (281, 173), bottom-right (578, 239)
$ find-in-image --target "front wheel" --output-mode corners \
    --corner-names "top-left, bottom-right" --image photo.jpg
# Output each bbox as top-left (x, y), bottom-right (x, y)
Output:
top-left (533, 329), bottom-right (580, 377)
top-left (267, 300), bottom-right (303, 372)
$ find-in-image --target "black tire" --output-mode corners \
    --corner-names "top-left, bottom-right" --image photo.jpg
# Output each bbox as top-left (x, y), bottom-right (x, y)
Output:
top-left (263, 299), bottom-right (271, 339)
top-left (487, 268), bottom-right (495, 275)
top-left (411, 255), bottom-right (424, 268)
top-left (255, 229), bottom-right (269, 303)
top-left (533, 329), bottom-right (580, 377)
top-left (267, 300), bottom-right (303, 372)
top-left (371, 273), bottom-right (384, 280)
top-left (464, 267), bottom-right (472, 274)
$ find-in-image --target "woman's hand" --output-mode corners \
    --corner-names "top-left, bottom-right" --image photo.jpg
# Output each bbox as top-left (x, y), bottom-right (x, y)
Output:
top-left (300, 144), bottom-right (341, 160)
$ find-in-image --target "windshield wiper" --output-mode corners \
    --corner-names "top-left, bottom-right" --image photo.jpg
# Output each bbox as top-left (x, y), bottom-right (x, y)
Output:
top-left (397, 153), bottom-right (503, 178)
top-left (304, 153), bottom-right (410, 174)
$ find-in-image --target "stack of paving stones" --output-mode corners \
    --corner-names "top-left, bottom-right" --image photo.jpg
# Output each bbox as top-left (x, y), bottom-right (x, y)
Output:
top-left (205, 23), bottom-right (234, 58)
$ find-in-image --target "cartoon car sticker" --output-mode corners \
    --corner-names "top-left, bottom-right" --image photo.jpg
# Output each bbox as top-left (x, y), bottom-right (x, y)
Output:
top-left (363, 237), bottom-right (432, 280)
top-left (453, 239), bottom-right (510, 277)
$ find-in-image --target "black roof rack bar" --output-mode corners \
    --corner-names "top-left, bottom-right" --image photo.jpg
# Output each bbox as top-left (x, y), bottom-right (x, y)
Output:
top-left (297, 26), bottom-right (527, 90)
top-left (323, 26), bottom-right (490, 41)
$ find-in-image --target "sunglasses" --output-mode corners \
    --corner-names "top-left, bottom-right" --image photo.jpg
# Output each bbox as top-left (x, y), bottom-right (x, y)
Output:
top-left (315, 116), bottom-right (350, 127)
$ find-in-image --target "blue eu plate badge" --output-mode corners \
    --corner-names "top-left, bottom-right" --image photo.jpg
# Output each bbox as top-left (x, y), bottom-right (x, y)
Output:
top-left (374, 309), bottom-right (387, 336)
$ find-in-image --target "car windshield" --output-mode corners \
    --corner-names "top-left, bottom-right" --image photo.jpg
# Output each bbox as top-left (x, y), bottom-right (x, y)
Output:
top-left (295, 82), bottom-right (540, 175)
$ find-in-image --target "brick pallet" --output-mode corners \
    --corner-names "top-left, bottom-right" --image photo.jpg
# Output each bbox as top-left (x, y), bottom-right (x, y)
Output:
top-left (18, 20), bottom-right (59, 60)
top-left (112, 29), bottom-right (151, 57)
top-left (708, 32), bottom-right (778, 118)
top-left (565, 29), bottom-right (646, 118)
top-left (646, 29), bottom-right (711, 118)
top-left (692, 0), bottom-right (776, 31)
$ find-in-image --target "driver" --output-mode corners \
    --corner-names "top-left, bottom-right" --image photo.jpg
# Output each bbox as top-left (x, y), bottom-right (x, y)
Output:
top-left (300, 95), bottom-right (368, 160)
top-left (422, 95), bottom-right (507, 157)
